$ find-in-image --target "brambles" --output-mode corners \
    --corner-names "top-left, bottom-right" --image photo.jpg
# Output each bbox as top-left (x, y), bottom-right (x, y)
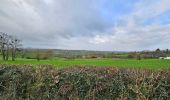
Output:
top-left (0, 65), bottom-right (169, 99)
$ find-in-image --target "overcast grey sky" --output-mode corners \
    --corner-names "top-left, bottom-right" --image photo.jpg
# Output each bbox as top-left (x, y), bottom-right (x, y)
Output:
top-left (0, 0), bottom-right (170, 51)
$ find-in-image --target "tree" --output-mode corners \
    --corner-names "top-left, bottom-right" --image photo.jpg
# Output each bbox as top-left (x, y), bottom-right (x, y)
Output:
top-left (10, 36), bottom-right (22, 61)
top-left (136, 53), bottom-right (141, 60)
top-left (36, 49), bottom-right (40, 61)
top-left (0, 32), bottom-right (10, 60)
top-left (0, 32), bottom-right (22, 61)
top-left (21, 48), bottom-right (26, 58)
top-left (155, 48), bottom-right (161, 53)
top-left (43, 50), bottom-right (54, 60)
top-left (166, 49), bottom-right (169, 54)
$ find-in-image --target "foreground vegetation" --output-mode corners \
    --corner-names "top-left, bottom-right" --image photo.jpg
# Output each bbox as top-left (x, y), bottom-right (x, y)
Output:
top-left (0, 58), bottom-right (170, 70)
top-left (0, 65), bottom-right (169, 99)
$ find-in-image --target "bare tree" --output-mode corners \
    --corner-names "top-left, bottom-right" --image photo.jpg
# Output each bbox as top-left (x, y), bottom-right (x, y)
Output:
top-left (0, 32), bottom-right (22, 61)
top-left (10, 36), bottom-right (22, 61)
top-left (136, 53), bottom-right (141, 60)
top-left (0, 32), bottom-right (9, 60)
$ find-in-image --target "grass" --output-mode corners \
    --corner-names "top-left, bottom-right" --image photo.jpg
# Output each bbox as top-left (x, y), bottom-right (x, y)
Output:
top-left (0, 58), bottom-right (170, 70)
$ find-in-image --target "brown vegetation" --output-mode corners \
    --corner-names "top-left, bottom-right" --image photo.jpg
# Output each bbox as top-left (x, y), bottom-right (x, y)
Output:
top-left (0, 65), bottom-right (169, 100)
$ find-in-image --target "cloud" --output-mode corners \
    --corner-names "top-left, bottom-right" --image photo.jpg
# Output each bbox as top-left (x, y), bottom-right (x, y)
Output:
top-left (89, 0), bottom-right (170, 51)
top-left (89, 35), bottom-right (112, 44)
top-left (0, 0), bottom-right (109, 46)
top-left (0, 0), bottom-right (170, 51)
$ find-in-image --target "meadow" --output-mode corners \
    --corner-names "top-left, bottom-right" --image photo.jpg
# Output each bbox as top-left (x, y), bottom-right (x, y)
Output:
top-left (0, 58), bottom-right (170, 70)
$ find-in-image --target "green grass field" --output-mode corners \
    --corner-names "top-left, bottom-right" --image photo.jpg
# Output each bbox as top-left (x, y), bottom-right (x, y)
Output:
top-left (0, 58), bottom-right (170, 70)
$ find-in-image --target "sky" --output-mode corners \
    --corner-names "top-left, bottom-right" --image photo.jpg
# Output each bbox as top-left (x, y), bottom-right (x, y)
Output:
top-left (0, 0), bottom-right (170, 51)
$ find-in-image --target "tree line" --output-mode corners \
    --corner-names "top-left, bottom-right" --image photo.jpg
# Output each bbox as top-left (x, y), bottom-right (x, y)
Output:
top-left (0, 32), bottom-right (21, 61)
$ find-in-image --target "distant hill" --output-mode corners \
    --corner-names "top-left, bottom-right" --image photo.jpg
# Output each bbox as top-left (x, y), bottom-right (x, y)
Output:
top-left (23, 48), bottom-right (128, 59)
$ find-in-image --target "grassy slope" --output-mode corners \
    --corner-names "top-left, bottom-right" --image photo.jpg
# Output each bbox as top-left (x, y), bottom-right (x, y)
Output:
top-left (0, 58), bottom-right (170, 69)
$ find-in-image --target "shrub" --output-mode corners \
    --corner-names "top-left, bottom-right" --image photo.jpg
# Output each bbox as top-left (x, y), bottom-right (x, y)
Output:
top-left (0, 65), bottom-right (169, 99)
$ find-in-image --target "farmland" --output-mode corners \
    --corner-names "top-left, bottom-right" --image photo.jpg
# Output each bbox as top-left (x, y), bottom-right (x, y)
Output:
top-left (1, 0), bottom-right (170, 99)
top-left (0, 58), bottom-right (170, 70)
top-left (0, 47), bottom-right (170, 99)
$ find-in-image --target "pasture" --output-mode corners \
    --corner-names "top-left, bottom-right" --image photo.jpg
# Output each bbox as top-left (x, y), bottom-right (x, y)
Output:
top-left (0, 58), bottom-right (170, 70)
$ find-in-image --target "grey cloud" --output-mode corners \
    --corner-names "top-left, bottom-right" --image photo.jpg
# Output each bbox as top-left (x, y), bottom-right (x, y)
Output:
top-left (0, 0), bottom-right (109, 47)
top-left (1, 0), bottom-right (170, 51)
top-left (108, 24), bottom-right (170, 50)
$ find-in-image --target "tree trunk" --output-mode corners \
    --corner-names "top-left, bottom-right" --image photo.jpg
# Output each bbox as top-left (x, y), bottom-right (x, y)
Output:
top-left (1, 45), bottom-right (5, 60)
top-left (12, 48), bottom-right (15, 61)
top-left (2, 50), bottom-right (5, 60)
top-left (6, 48), bottom-right (9, 61)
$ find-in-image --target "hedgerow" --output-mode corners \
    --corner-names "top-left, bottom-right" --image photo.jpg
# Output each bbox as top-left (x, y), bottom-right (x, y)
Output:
top-left (0, 65), bottom-right (169, 100)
